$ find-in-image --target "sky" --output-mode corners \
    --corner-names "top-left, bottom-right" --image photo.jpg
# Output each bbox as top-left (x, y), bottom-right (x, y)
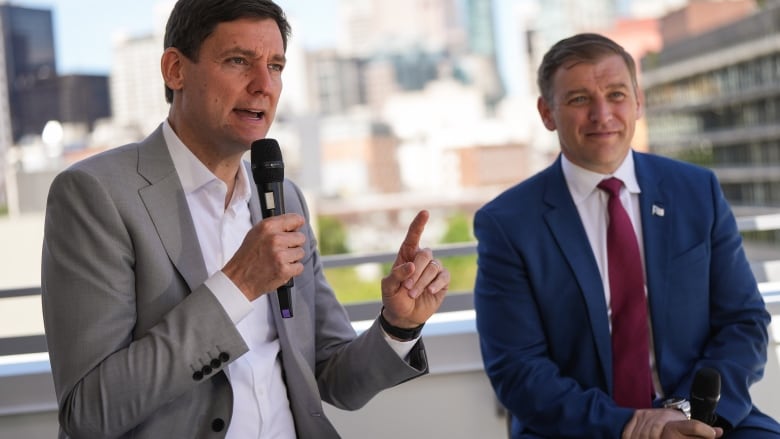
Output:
top-left (9, 0), bottom-right (338, 75)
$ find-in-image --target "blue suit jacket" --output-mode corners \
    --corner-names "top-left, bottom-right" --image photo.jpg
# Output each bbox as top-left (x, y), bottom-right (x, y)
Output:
top-left (474, 151), bottom-right (777, 438)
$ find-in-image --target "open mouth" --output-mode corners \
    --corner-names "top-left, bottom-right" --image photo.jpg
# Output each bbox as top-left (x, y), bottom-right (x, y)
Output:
top-left (236, 109), bottom-right (265, 120)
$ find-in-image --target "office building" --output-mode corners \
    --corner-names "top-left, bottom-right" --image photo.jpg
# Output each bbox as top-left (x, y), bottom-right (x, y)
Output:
top-left (641, 0), bottom-right (777, 212)
top-left (0, 4), bottom-right (56, 143)
top-left (110, 33), bottom-right (167, 136)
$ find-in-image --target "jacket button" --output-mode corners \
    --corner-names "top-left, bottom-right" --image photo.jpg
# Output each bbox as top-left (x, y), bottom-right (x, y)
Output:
top-left (219, 352), bottom-right (230, 362)
top-left (211, 418), bottom-right (225, 432)
top-left (192, 371), bottom-right (204, 381)
top-left (210, 358), bottom-right (222, 369)
top-left (202, 365), bottom-right (213, 375)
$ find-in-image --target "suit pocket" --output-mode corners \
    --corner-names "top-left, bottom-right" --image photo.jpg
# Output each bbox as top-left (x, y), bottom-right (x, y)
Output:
top-left (666, 241), bottom-right (709, 307)
top-left (670, 240), bottom-right (707, 267)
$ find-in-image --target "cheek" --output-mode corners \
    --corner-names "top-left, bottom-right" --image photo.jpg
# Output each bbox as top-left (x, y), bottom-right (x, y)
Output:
top-left (271, 78), bottom-right (283, 100)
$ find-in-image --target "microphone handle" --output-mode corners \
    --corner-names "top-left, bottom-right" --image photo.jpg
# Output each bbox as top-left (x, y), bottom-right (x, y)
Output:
top-left (259, 181), bottom-right (293, 319)
top-left (277, 281), bottom-right (293, 319)
top-left (691, 395), bottom-right (718, 425)
top-left (259, 181), bottom-right (285, 217)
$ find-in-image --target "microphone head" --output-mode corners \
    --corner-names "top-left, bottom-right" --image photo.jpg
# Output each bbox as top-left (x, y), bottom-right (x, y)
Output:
top-left (251, 138), bottom-right (284, 184)
top-left (690, 367), bottom-right (721, 425)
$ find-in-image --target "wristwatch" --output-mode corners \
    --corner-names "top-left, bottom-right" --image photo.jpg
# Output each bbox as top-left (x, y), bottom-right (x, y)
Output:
top-left (663, 397), bottom-right (692, 420)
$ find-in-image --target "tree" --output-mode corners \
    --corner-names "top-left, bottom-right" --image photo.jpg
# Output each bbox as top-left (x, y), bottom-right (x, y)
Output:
top-left (317, 216), bottom-right (350, 255)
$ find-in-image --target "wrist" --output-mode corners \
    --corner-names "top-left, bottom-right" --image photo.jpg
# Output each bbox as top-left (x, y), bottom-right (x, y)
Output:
top-left (662, 397), bottom-right (691, 420)
top-left (379, 307), bottom-right (424, 341)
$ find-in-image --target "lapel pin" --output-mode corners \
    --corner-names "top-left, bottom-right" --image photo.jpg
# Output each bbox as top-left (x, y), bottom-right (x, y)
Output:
top-left (652, 204), bottom-right (665, 217)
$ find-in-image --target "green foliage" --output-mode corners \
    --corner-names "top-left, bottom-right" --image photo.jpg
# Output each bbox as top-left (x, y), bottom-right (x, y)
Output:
top-left (317, 216), bottom-right (350, 255)
top-left (324, 266), bottom-right (382, 304)
top-left (439, 211), bottom-right (477, 293)
top-left (324, 211), bottom-right (479, 304)
top-left (440, 211), bottom-right (474, 243)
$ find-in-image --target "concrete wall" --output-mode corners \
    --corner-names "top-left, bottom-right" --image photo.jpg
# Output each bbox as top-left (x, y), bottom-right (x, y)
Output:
top-left (1, 311), bottom-right (778, 439)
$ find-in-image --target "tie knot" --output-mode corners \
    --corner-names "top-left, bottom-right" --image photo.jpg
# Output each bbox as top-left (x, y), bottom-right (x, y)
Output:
top-left (598, 177), bottom-right (623, 198)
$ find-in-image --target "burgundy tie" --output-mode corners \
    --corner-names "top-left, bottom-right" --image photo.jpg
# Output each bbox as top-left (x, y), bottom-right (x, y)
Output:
top-left (598, 177), bottom-right (653, 409)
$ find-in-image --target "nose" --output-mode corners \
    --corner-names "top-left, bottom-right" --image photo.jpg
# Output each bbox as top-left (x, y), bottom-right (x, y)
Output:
top-left (589, 97), bottom-right (613, 123)
top-left (248, 64), bottom-right (272, 95)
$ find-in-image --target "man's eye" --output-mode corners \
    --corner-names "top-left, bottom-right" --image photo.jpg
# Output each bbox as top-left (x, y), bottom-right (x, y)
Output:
top-left (569, 96), bottom-right (588, 104)
top-left (269, 63), bottom-right (284, 72)
top-left (229, 57), bottom-right (247, 65)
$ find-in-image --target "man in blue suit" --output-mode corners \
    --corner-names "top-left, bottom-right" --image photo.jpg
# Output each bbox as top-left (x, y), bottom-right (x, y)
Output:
top-left (474, 33), bottom-right (780, 438)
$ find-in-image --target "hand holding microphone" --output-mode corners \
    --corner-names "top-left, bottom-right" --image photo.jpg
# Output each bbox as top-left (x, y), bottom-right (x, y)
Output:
top-left (690, 367), bottom-right (721, 426)
top-left (659, 370), bottom-right (723, 439)
top-left (640, 368), bottom-right (723, 438)
top-left (251, 138), bottom-right (296, 318)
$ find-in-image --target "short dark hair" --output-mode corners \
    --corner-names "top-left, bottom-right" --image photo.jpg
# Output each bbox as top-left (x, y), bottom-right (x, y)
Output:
top-left (537, 33), bottom-right (637, 104)
top-left (163, 0), bottom-right (292, 103)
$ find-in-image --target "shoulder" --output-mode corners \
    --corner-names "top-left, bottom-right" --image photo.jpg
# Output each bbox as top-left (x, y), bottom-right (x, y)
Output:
top-left (634, 151), bottom-right (716, 183)
top-left (478, 160), bottom-right (560, 218)
top-left (58, 127), bottom-right (169, 185)
top-left (67, 144), bottom-right (139, 174)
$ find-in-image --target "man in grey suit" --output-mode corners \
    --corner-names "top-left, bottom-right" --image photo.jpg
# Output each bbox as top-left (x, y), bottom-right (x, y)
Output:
top-left (40, 1), bottom-right (450, 438)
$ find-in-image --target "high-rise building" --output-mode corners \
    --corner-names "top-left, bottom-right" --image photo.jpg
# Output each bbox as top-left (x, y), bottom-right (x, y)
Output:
top-left (306, 50), bottom-right (364, 116)
top-left (0, 4), bottom-right (57, 143)
top-left (641, 1), bottom-right (779, 225)
top-left (110, 33), bottom-right (167, 136)
top-left (460, 0), bottom-right (504, 104)
top-left (0, 4), bottom-right (56, 208)
top-left (338, 0), bottom-right (464, 57)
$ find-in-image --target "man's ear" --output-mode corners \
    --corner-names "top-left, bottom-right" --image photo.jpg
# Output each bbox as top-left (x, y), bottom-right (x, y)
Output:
top-left (161, 48), bottom-right (185, 95)
top-left (537, 97), bottom-right (557, 131)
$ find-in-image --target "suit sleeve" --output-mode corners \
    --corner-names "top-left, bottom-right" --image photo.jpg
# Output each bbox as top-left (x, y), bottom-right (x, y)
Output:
top-left (283, 182), bottom-right (428, 411)
top-left (473, 207), bottom-right (633, 438)
top-left (664, 171), bottom-right (771, 428)
top-left (41, 168), bottom-right (248, 438)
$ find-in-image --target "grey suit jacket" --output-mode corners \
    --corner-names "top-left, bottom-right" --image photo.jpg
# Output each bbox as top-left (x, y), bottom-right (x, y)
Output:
top-left (41, 126), bottom-right (428, 439)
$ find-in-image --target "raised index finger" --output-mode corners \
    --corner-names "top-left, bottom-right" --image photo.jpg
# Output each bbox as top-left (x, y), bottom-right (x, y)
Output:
top-left (398, 210), bottom-right (429, 262)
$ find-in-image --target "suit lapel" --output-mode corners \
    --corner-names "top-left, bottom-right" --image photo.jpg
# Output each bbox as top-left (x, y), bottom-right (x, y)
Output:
top-left (542, 160), bottom-right (613, 382)
top-left (137, 126), bottom-right (208, 290)
top-left (634, 153), bottom-right (671, 372)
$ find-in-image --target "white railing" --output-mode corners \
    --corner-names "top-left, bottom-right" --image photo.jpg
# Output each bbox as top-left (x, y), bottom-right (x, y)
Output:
top-left (1, 213), bottom-right (779, 438)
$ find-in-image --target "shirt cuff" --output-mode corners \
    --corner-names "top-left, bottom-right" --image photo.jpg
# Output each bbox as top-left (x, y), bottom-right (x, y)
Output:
top-left (381, 329), bottom-right (420, 360)
top-left (206, 271), bottom-right (253, 324)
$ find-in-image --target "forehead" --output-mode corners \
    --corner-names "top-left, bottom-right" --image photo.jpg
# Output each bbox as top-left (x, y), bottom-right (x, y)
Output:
top-left (552, 54), bottom-right (632, 93)
top-left (205, 17), bottom-right (284, 52)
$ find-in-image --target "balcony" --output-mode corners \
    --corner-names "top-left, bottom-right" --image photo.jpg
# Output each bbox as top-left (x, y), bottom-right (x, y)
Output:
top-left (1, 215), bottom-right (779, 438)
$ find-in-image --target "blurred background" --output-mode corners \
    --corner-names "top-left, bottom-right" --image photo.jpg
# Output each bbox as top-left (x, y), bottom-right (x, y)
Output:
top-left (0, 0), bottom-right (779, 437)
top-left (2, 0), bottom-right (778, 301)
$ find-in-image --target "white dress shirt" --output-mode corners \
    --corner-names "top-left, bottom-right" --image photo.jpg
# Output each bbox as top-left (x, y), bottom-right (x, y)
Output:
top-left (162, 121), bottom-right (418, 437)
top-left (163, 121), bottom-right (296, 438)
top-left (560, 150), bottom-right (663, 398)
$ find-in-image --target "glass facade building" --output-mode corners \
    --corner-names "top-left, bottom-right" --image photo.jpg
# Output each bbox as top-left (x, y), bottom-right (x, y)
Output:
top-left (0, 4), bottom-right (57, 142)
top-left (642, 3), bottom-right (780, 213)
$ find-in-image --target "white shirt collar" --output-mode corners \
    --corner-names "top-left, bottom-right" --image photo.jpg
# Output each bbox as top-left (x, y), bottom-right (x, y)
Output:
top-left (162, 120), bottom-right (252, 205)
top-left (561, 150), bottom-right (641, 203)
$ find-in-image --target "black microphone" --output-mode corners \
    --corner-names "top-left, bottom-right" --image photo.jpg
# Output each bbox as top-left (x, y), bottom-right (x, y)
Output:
top-left (690, 367), bottom-right (720, 425)
top-left (251, 138), bottom-right (293, 319)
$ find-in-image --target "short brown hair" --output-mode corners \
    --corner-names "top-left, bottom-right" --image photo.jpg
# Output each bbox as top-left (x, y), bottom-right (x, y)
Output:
top-left (163, 0), bottom-right (292, 103)
top-left (537, 33), bottom-right (637, 104)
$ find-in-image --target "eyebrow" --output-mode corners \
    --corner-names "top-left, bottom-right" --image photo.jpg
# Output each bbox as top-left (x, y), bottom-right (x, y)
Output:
top-left (220, 47), bottom-right (287, 64)
top-left (562, 82), bottom-right (630, 99)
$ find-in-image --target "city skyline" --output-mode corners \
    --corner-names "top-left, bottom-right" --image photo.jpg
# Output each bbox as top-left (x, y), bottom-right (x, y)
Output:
top-left (10, 0), bottom-right (339, 75)
top-left (6, 0), bottom-right (694, 79)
